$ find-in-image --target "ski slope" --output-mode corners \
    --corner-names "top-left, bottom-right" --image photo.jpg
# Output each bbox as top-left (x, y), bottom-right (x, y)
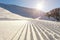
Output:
top-left (0, 19), bottom-right (60, 40)
top-left (0, 7), bottom-right (27, 19)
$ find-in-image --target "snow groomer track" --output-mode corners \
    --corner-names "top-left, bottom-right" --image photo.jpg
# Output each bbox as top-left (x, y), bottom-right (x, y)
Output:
top-left (0, 19), bottom-right (60, 40)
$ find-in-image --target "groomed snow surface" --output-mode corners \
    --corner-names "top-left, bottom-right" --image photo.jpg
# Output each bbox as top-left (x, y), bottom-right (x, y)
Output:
top-left (0, 19), bottom-right (60, 40)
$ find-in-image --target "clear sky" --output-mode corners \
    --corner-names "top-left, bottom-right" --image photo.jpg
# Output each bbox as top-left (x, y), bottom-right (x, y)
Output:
top-left (0, 0), bottom-right (60, 12)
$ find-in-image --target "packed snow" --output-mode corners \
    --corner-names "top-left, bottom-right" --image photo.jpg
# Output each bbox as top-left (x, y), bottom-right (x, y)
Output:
top-left (0, 3), bottom-right (60, 40)
top-left (0, 19), bottom-right (60, 40)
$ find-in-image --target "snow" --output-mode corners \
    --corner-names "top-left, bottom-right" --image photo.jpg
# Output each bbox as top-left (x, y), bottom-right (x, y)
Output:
top-left (0, 3), bottom-right (45, 18)
top-left (0, 19), bottom-right (60, 40)
top-left (0, 3), bottom-right (60, 40)
top-left (0, 7), bottom-right (27, 20)
top-left (36, 14), bottom-right (57, 21)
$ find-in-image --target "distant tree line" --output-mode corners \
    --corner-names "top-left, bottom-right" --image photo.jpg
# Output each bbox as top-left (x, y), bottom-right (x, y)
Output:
top-left (46, 8), bottom-right (60, 21)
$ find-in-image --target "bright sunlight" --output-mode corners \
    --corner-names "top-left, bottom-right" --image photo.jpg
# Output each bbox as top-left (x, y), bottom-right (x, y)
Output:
top-left (35, 2), bottom-right (44, 10)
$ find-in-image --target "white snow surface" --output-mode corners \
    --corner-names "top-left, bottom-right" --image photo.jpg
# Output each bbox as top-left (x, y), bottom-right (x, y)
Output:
top-left (0, 19), bottom-right (60, 40)
top-left (0, 7), bottom-right (27, 19)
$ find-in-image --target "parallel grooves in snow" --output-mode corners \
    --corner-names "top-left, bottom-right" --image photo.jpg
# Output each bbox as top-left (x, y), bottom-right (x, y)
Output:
top-left (0, 20), bottom-right (60, 40)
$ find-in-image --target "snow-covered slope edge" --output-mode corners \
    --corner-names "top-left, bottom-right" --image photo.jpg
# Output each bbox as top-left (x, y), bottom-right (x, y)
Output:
top-left (36, 13), bottom-right (57, 21)
top-left (0, 3), bottom-right (45, 18)
top-left (0, 7), bottom-right (27, 20)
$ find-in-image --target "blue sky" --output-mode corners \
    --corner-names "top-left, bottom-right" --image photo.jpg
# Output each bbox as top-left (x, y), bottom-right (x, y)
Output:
top-left (0, 0), bottom-right (60, 12)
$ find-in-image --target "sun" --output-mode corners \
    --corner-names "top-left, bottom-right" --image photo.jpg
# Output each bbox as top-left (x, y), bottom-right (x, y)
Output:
top-left (35, 2), bottom-right (44, 10)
